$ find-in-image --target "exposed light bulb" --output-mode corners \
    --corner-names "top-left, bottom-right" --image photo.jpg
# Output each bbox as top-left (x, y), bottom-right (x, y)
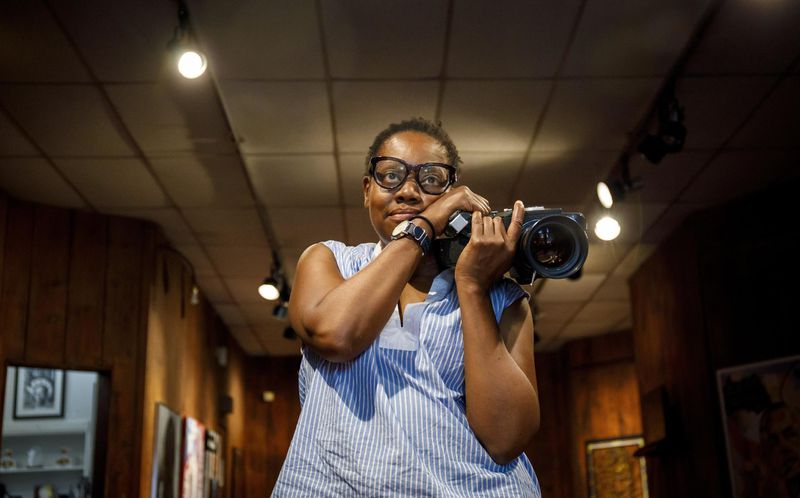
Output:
top-left (594, 215), bottom-right (621, 241)
top-left (190, 285), bottom-right (199, 305)
top-left (597, 182), bottom-right (613, 209)
top-left (177, 50), bottom-right (207, 79)
top-left (258, 282), bottom-right (280, 301)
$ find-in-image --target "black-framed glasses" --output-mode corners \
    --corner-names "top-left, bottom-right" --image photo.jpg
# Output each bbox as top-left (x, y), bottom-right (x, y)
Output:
top-left (369, 156), bottom-right (457, 195)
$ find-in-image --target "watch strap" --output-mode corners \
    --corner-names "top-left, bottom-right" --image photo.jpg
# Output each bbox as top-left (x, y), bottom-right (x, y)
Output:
top-left (392, 221), bottom-right (431, 255)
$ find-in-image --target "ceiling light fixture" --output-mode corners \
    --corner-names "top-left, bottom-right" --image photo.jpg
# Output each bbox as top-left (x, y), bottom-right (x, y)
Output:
top-left (258, 274), bottom-right (282, 301)
top-left (596, 155), bottom-right (642, 208)
top-left (637, 95), bottom-right (686, 165)
top-left (167, 2), bottom-right (207, 79)
top-left (594, 215), bottom-right (621, 241)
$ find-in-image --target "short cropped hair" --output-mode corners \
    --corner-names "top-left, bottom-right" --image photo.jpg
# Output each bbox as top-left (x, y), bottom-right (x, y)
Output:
top-left (364, 117), bottom-right (461, 175)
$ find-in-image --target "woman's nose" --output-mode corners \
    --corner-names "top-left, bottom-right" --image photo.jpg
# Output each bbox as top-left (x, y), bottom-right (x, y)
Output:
top-left (393, 175), bottom-right (422, 201)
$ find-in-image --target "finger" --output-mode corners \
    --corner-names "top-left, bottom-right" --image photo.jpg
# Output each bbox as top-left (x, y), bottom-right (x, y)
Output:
top-left (483, 213), bottom-right (495, 236)
top-left (472, 211), bottom-right (483, 238)
top-left (506, 200), bottom-right (525, 243)
top-left (493, 216), bottom-right (505, 240)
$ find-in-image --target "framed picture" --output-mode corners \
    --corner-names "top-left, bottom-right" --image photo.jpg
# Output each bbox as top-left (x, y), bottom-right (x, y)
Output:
top-left (586, 436), bottom-right (649, 498)
top-left (13, 367), bottom-right (65, 419)
top-left (180, 417), bottom-right (206, 498)
top-left (717, 355), bottom-right (800, 498)
top-left (151, 403), bottom-right (183, 498)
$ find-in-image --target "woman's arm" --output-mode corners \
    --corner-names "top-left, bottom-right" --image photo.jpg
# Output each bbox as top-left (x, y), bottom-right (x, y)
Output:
top-left (455, 202), bottom-right (540, 464)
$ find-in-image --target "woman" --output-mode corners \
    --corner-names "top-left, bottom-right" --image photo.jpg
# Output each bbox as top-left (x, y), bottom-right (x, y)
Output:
top-left (273, 118), bottom-right (541, 497)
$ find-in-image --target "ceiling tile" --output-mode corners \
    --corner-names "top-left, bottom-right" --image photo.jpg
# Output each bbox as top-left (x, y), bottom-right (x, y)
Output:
top-left (240, 302), bottom-right (282, 325)
top-left (0, 158), bottom-right (86, 209)
top-left (345, 207), bottom-right (376, 246)
top-left (106, 83), bottom-right (238, 155)
top-left (252, 324), bottom-right (302, 356)
top-left (182, 207), bottom-right (270, 246)
top-left (685, 0), bottom-right (800, 75)
top-left (321, 0), bottom-right (447, 78)
top-left (218, 81), bottom-right (333, 154)
top-left (535, 301), bottom-right (583, 325)
top-left (729, 76), bottom-right (800, 149)
top-left (678, 149), bottom-right (797, 206)
top-left (518, 150), bottom-right (617, 205)
top-left (610, 243), bottom-right (657, 278)
top-left (581, 242), bottom-right (633, 274)
top-left (592, 275), bottom-right (631, 301)
top-left (459, 152), bottom-right (525, 209)
top-left (0, 3), bottom-right (89, 82)
top-left (0, 113), bottom-right (37, 155)
top-left (206, 245), bottom-right (272, 278)
top-left (563, 0), bottom-right (710, 76)
top-left (271, 207), bottom-right (345, 250)
top-left (108, 207), bottom-right (199, 246)
top-left (0, 86), bottom-right (133, 156)
top-left (150, 155), bottom-right (254, 208)
top-left (49, 0), bottom-right (175, 82)
top-left (676, 76), bottom-right (774, 150)
top-left (215, 304), bottom-right (248, 326)
top-left (638, 203), bottom-right (704, 245)
top-left (559, 319), bottom-right (615, 340)
top-left (333, 81), bottom-right (439, 153)
top-left (626, 151), bottom-right (711, 204)
top-left (448, 0), bottom-right (580, 78)
top-left (195, 274), bottom-right (233, 303)
top-left (245, 154), bottom-right (339, 207)
top-left (533, 78), bottom-right (660, 151)
top-left (280, 247), bottom-right (306, 283)
top-left (55, 158), bottom-right (168, 209)
top-left (227, 325), bottom-right (264, 355)
top-left (536, 272), bottom-right (605, 303)
top-left (440, 81), bottom-right (550, 152)
top-left (174, 244), bottom-right (216, 277)
top-left (224, 276), bottom-right (265, 305)
top-left (572, 300), bottom-right (631, 324)
top-left (190, 0), bottom-right (324, 79)
top-left (340, 152), bottom-right (368, 207)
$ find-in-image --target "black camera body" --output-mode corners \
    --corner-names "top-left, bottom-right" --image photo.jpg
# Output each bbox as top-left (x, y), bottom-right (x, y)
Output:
top-left (434, 206), bottom-right (589, 285)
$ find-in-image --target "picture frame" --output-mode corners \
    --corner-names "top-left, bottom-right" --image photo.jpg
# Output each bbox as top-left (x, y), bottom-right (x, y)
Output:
top-left (180, 416), bottom-right (206, 498)
top-left (586, 436), bottom-right (649, 498)
top-left (12, 367), bottom-right (66, 419)
top-left (151, 403), bottom-right (183, 498)
top-left (716, 355), bottom-right (800, 498)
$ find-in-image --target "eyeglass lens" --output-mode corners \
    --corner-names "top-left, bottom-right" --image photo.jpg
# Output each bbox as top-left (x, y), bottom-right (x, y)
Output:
top-left (372, 158), bottom-right (450, 194)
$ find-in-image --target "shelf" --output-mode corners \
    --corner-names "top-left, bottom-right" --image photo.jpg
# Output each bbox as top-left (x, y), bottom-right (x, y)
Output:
top-left (0, 465), bottom-right (83, 474)
top-left (2, 419), bottom-right (89, 436)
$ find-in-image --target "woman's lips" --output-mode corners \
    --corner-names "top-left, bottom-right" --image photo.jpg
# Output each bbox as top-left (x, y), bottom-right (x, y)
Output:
top-left (388, 212), bottom-right (419, 222)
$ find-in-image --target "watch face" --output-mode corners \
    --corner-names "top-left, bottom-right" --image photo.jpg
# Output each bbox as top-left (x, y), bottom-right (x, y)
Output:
top-left (392, 220), bottom-right (410, 237)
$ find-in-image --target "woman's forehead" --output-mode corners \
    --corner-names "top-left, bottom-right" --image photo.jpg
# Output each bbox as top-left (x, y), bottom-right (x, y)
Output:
top-left (377, 131), bottom-right (448, 160)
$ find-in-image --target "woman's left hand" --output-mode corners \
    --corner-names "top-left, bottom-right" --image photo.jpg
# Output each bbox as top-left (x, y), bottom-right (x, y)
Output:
top-left (454, 200), bottom-right (525, 293)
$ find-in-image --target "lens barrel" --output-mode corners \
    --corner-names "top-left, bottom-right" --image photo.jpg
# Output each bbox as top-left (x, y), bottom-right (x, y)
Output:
top-left (518, 215), bottom-right (588, 279)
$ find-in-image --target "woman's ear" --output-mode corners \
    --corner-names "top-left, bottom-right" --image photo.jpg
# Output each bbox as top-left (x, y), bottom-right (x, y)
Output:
top-left (362, 175), bottom-right (370, 208)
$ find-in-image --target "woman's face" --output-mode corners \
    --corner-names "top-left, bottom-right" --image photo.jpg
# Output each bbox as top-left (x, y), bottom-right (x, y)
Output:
top-left (363, 131), bottom-right (450, 244)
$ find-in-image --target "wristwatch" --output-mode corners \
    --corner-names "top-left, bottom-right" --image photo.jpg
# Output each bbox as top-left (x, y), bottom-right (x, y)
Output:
top-left (391, 220), bottom-right (431, 255)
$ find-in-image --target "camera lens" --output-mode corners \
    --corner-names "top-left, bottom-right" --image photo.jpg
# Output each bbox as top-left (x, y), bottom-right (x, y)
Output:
top-left (530, 225), bottom-right (573, 268)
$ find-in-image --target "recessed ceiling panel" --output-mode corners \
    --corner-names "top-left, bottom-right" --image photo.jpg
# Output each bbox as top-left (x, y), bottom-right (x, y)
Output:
top-left (183, 207), bottom-right (270, 246)
top-left (0, 86), bottom-right (133, 157)
top-left (0, 2), bottom-right (89, 82)
top-left (206, 245), bottom-right (272, 278)
top-left (195, 274), bottom-right (233, 303)
top-left (0, 113), bottom-right (37, 156)
top-left (563, 0), bottom-right (710, 76)
top-left (440, 81), bottom-right (550, 152)
top-left (536, 273), bottom-right (605, 303)
top-left (253, 324), bottom-right (302, 356)
top-left (609, 243), bottom-right (656, 279)
top-left (0, 158), bottom-right (85, 208)
top-left (592, 275), bottom-right (631, 302)
top-left (572, 300), bottom-right (631, 325)
top-left (685, 0), bottom-right (800, 75)
top-left (519, 150), bottom-right (618, 205)
top-left (150, 154), bottom-right (254, 208)
top-left (459, 152), bottom-right (525, 209)
top-left (333, 81), bottom-right (439, 153)
top-left (55, 158), bottom-right (167, 209)
top-left (189, 0), bottom-right (325, 79)
top-left (107, 83), bottom-right (237, 155)
top-left (729, 76), bottom-right (800, 149)
top-left (174, 244), bottom-right (216, 277)
top-left (340, 152), bottom-right (367, 207)
top-left (215, 304), bottom-right (248, 326)
top-left (533, 78), bottom-right (660, 151)
top-left (321, 0), bottom-right (447, 78)
top-left (448, 0), bottom-right (580, 78)
top-left (227, 325), bottom-right (263, 355)
top-left (219, 81), bottom-right (333, 154)
top-left (270, 207), bottom-right (345, 250)
top-left (50, 0), bottom-right (175, 82)
top-left (108, 207), bottom-right (199, 246)
top-left (581, 242), bottom-right (633, 274)
top-left (245, 154), bottom-right (339, 207)
top-left (224, 276), bottom-right (267, 305)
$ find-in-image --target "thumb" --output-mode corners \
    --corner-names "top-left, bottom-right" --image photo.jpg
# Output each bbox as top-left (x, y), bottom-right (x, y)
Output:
top-left (506, 200), bottom-right (524, 244)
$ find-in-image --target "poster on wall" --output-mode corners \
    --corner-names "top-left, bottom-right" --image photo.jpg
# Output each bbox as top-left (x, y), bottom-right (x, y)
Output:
top-left (717, 355), bottom-right (800, 498)
top-left (180, 416), bottom-right (206, 498)
top-left (203, 430), bottom-right (223, 498)
top-left (151, 403), bottom-right (182, 498)
top-left (586, 436), bottom-right (648, 498)
top-left (13, 367), bottom-right (65, 419)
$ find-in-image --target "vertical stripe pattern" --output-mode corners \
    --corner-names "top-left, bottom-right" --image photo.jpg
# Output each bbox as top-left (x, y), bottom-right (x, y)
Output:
top-left (273, 241), bottom-right (541, 497)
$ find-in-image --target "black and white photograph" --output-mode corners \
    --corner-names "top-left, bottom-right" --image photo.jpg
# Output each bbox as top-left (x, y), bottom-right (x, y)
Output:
top-left (13, 367), bottom-right (65, 419)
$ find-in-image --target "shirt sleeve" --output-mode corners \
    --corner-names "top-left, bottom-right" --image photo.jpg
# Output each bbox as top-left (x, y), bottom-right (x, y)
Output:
top-left (488, 278), bottom-right (530, 322)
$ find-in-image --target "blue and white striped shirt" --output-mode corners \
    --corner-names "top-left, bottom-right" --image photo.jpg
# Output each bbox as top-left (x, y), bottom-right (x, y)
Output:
top-left (273, 241), bottom-right (541, 497)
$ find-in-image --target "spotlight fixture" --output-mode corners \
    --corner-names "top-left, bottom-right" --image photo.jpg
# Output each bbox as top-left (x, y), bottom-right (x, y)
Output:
top-left (273, 302), bottom-right (289, 320)
top-left (258, 274), bottom-right (282, 301)
top-left (190, 284), bottom-right (200, 305)
top-left (637, 96), bottom-right (686, 164)
top-left (594, 215), bottom-right (621, 241)
top-left (167, 2), bottom-right (207, 79)
top-left (596, 155), bottom-right (642, 208)
top-left (283, 326), bottom-right (298, 340)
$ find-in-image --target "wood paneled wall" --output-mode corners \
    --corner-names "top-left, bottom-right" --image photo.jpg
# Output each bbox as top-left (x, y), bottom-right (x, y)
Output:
top-left (629, 179), bottom-right (800, 498)
top-left (0, 197), bottom-right (153, 498)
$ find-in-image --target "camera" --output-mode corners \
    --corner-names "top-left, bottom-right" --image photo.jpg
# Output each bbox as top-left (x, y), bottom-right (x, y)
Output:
top-left (434, 206), bottom-right (589, 285)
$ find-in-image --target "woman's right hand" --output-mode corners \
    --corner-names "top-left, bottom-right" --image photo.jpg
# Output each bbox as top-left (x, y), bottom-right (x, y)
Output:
top-left (420, 186), bottom-right (491, 236)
